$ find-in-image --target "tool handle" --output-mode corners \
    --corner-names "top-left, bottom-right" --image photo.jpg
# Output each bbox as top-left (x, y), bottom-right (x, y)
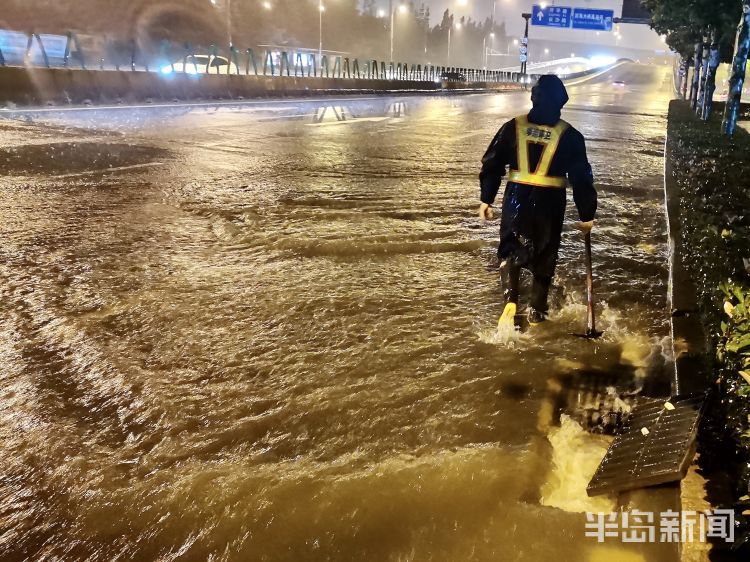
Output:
top-left (584, 231), bottom-right (597, 334)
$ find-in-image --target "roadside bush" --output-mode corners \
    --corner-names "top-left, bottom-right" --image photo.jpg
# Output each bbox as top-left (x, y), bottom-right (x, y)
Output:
top-left (668, 100), bottom-right (750, 551)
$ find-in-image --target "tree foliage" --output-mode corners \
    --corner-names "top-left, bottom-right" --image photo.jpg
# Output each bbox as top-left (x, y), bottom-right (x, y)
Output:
top-left (642, 0), bottom-right (742, 62)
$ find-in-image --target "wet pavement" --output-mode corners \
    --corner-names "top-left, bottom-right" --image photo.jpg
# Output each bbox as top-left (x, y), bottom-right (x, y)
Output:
top-left (0, 63), bottom-right (678, 561)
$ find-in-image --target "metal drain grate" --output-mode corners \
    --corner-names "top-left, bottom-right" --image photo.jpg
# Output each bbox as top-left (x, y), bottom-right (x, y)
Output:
top-left (587, 393), bottom-right (706, 497)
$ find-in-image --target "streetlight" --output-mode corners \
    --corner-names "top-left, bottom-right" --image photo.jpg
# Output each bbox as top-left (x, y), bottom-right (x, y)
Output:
top-left (483, 32), bottom-right (496, 68)
top-left (388, 2), bottom-right (409, 63)
top-left (227, 0), bottom-right (232, 46)
top-left (211, 0), bottom-right (233, 47)
top-left (448, 22), bottom-right (462, 66)
top-left (443, 0), bottom-right (469, 66)
top-left (318, 1), bottom-right (325, 59)
top-left (521, 12), bottom-right (531, 76)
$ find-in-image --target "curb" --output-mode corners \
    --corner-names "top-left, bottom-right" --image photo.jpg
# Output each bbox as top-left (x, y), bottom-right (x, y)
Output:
top-left (664, 99), bottom-right (712, 562)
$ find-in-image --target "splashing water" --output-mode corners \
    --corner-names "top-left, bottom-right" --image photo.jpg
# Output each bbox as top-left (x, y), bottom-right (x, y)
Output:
top-left (477, 319), bottom-right (527, 347)
top-left (540, 415), bottom-right (617, 514)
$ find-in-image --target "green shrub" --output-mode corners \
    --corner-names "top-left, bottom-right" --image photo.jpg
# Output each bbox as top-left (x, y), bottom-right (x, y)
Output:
top-left (668, 101), bottom-right (750, 551)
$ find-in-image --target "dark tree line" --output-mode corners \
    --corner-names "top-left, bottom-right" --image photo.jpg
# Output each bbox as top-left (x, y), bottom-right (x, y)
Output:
top-left (642, 0), bottom-right (750, 134)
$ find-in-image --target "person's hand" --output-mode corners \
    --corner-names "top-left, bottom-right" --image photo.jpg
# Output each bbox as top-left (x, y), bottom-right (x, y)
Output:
top-left (479, 203), bottom-right (495, 221)
top-left (575, 220), bottom-right (594, 233)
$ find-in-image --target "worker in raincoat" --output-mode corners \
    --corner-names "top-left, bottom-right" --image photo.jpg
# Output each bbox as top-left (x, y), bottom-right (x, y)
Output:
top-left (479, 74), bottom-right (597, 325)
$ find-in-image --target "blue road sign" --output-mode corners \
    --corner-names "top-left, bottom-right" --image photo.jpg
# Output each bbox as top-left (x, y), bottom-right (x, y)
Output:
top-left (531, 5), bottom-right (573, 28)
top-left (571, 8), bottom-right (614, 31)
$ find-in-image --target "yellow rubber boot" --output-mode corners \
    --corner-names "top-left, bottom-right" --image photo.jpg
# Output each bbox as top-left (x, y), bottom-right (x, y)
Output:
top-left (498, 302), bottom-right (517, 329)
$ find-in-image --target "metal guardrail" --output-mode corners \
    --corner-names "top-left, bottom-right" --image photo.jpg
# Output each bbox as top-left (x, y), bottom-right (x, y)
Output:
top-left (0, 30), bottom-right (533, 85)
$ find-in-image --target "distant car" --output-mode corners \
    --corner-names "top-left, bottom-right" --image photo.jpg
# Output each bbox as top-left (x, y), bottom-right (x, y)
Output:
top-left (440, 71), bottom-right (467, 82)
top-left (161, 55), bottom-right (240, 76)
top-left (613, 80), bottom-right (626, 87)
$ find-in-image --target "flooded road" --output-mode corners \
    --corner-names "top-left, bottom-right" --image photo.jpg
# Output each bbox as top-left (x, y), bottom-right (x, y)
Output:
top-left (0, 63), bottom-right (677, 561)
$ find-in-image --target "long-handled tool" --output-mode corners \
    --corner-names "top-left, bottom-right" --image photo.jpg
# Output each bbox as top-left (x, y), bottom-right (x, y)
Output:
top-left (575, 231), bottom-right (604, 339)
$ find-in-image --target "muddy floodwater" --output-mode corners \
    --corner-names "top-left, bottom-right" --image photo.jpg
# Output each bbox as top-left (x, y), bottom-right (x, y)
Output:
top-left (0, 64), bottom-right (678, 561)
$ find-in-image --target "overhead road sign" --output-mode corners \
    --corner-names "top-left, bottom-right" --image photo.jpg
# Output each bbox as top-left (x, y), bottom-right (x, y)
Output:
top-left (571, 8), bottom-right (614, 31)
top-left (614, 17), bottom-right (651, 25)
top-left (531, 6), bottom-right (614, 32)
top-left (531, 5), bottom-right (573, 28)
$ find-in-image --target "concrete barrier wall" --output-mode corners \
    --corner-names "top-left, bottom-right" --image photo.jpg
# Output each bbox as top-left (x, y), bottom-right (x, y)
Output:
top-left (0, 61), bottom-right (623, 107)
top-left (0, 66), bottom-right (527, 106)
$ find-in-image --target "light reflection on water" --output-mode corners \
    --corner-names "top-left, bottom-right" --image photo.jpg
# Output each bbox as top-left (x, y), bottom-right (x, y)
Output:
top-left (0, 64), bottom-right (677, 560)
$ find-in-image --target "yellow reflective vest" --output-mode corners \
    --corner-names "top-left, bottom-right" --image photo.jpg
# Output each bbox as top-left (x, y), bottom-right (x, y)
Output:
top-left (508, 115), bottom-right (569, 189)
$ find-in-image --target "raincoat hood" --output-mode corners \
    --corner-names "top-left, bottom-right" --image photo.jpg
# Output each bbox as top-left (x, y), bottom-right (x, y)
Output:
top-left (528, 74), bottom-right (569, 126)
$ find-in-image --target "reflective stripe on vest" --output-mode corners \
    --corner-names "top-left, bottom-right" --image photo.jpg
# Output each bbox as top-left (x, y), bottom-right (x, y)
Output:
top-left (508, 115), bottom-right (569, 188)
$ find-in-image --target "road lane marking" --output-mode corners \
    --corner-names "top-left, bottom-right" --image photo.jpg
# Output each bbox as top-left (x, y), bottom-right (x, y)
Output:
top-left (564, 62), bottom-right (629, 86)
top-left (0, 96), bottom-right (401, 114)
top-left (52, 162), bottom-right (165, 178)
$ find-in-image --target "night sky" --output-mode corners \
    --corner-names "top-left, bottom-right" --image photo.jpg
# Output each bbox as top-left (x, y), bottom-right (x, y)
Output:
top-left (371, 0), bottom-right (666, 51)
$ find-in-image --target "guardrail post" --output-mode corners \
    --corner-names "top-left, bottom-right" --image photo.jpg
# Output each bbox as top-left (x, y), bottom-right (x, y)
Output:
top-left (228, 45), bottom-right (240, 75)
top-left (280, 51), bottom-right (291, 76)
top-left (343, 57), bottom-right (350, 78)
top-left (159, 39), bottom-right (172, 74)
top-left (308, 54), bottom-right (315, 77)
top-left (294, 52), bottom-right (303, 77)
top-left (129, 39), bottom-right (137, 71)
top-left (181, 43), bottom-right (190, 73)
top-left (26, 33), bottom-right (50, 68)
top-left (353, 58), bottom-right (360, 79)
top-left (321, 55), bottom-right (329, 77)
top-left (245, 48), bottom-right (258, 75)
top-left (207, 44), bottom-right (217, 74)
top-left (263, 49), bottom-right (275, 76)
top-left (333, 56), bottom-right (341, 78)
top-left (99, 38), bottom-right (106, 70)
top-left (64, 31), bottom-right (86, 69)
